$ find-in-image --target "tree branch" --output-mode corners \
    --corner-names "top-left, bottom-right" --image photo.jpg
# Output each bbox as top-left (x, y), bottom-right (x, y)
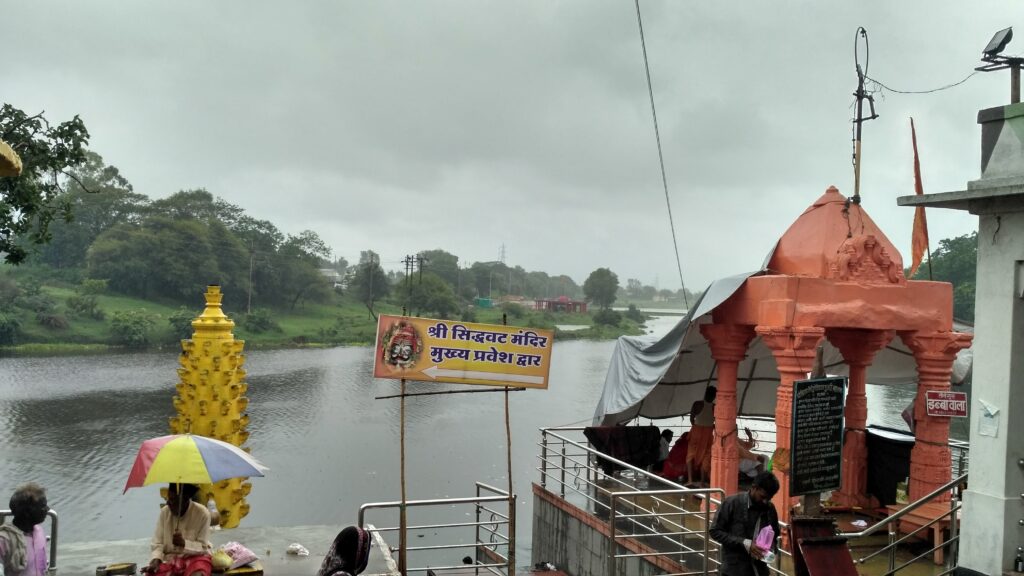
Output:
top-left (1, 111), bottom-right (46, 139)
top-left (62, 170), bottom-right (97, 193)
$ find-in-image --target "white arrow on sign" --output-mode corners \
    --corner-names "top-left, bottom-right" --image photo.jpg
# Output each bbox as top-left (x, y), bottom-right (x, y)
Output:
top-left (422, 365), bottom-right (544, 385)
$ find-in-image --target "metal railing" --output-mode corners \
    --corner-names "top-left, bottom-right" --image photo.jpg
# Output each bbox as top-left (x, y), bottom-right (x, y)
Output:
top-left (0, 509), bottom-right (58, 575)
top-left (538, 425), bottom-right (967, 576)
top-left (538, 427), bottom-right (729, 576)
top-left (840, 473), bottom-right (966, 576)
top-left (358, 482), bottom-right (515, 575)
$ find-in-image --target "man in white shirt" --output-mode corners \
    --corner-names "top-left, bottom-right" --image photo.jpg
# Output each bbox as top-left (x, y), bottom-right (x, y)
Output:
top-left (144, 484), bottom-right (212, 576)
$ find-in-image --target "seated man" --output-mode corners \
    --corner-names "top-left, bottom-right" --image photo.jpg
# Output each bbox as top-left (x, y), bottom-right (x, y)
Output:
top-left (654, 429), bottom-right (673, 472)
top-left (318, 526), bottom-right (371, 576)
top-left (145, 484), bottom-right (212, 576)
top-left (0, 483), bottom-right (50, 576)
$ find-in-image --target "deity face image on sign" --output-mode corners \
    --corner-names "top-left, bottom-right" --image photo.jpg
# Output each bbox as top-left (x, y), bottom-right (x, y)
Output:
top-left (381, 321), bottom-right (422, 369)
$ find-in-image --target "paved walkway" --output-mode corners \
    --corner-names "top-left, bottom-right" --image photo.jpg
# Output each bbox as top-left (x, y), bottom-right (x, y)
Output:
top-left (58, 524), bottom-right (397, 576)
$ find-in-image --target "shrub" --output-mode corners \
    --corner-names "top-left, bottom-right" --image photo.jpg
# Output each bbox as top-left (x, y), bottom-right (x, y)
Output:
top-left (0, 314), bottom-right (21, 345)
top-left (0, 276), bottom-right (21, 311)
top-left (460, 308), bottom-right (478, 323)
top-left (168, 307), bottom-right (195, 340)
top-left (593, 308), bottom-right (622, 326)
top-left (17, 292), bottom-right (56, 314)
top-left (66, 293), bottom-right (104, 320)
top-left (624, 304), bottom-right (645, 323)
top-left (110, 309), bottom-right (156, 348)
top-left (501, 302), bottom-right (526, 319)
top-left (242, 308), bottom-right (280, 333)
top-left (36, 311), bottom-right (70, 330)
top-left (79, 279), bottom-right (108, 295)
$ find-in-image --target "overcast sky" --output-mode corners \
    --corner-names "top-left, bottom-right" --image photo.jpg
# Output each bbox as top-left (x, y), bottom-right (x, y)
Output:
top-left (5, 2), bottom-right (1017, 290)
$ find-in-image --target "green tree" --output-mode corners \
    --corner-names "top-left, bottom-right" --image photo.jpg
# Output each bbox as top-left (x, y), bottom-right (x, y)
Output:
top-left (349, 254), bottom-right (390, 317)
top-left (36, 151), bottom-right (148, 269)
top-left (1, 104), bottom-right (90, 263)
top-left (583, 267), bottom-right (619, 309)
top-left (911, 231), bottom-right (977, 322)
top-left (418, 249), bottom-right (460, 289)
top-left (408, 272), bottom-right (459, 318)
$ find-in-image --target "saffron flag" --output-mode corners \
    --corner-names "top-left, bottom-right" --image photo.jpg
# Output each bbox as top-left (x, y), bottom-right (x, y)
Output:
top-left (909, 118), bottom-right (929, 279)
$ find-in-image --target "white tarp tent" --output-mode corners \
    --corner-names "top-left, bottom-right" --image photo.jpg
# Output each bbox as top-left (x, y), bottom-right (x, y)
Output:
top-left (592, 271), bottom-right (973, 426)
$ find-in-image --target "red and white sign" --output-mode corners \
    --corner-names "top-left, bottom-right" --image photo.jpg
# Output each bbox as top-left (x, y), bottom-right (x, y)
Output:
top-left (925, 390), bottom-right (968, 418)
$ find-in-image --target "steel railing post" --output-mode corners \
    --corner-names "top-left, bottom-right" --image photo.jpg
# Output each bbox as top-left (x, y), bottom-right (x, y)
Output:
top-left (560, 443), bottom-right (567, 499)
top-left (541, 430), bottom-right (548, 490)
top-left (888, 519), bottom-right (897, 574)
top-left (608, 495), bottom-right (617, 576)
top-left (947, 495), bottom-right (959, 571)
top-left (509, 493), bottom-right (517, 576)
top-left (703, 494), bottom-right (712, 576)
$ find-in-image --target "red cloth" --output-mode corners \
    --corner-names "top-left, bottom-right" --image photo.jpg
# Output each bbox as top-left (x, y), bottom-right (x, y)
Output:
top-left (658, 431), bottom-right (690, 480)
top-left (686, 425), bottom-right (714, 477)
top-left (909, 118), bottom-right (930, 279)
top-left (151, 555), bottom-right (212, 576)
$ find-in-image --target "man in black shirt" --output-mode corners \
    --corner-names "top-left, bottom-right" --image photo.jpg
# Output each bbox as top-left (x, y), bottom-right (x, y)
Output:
top-left (709, 472), bottom-right (781, 576)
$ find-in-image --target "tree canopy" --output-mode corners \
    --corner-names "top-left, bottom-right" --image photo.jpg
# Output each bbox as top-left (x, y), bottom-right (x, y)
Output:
top-left (583, 267), bottom-right (619, 309)
top-left (910, 231), bottom-right (976, 322)
top-left (1, 104), bottom-right (90, 264)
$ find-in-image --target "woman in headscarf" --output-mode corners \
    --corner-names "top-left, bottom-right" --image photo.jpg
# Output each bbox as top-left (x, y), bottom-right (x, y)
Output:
top-left (317, 526), bottom-right (370, 576)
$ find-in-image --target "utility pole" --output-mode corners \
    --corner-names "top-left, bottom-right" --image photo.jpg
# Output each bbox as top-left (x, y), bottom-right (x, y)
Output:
top-left (851, 27), bottom-right (878, 205)
top-left (247, 245), bottom-right (255, 314)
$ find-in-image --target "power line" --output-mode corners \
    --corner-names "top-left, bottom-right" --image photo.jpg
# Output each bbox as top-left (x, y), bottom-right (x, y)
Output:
top-left (865, 71), bottom-right (979, 95)
top-left (633, 0), bottom-right (689, 309)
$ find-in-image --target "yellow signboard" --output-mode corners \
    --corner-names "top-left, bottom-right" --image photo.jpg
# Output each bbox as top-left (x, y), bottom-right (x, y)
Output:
top-left (373, 315), bottom-right (553, 389)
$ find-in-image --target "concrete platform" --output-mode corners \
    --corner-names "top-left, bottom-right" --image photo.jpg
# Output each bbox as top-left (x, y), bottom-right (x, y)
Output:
top-left (57, 524), bottom-right (397, 576)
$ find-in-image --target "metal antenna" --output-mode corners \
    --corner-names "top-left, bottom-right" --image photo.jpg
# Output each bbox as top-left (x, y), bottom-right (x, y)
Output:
top-left (852, 27), bottom-right (878, 205)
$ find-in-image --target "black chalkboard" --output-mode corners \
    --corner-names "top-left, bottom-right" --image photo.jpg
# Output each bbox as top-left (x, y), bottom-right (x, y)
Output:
top-left (790, 376), bottom-right (847, 496)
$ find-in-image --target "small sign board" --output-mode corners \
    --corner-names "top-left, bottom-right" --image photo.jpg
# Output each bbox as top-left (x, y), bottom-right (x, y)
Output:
top-left (790, 376), bottom-right (846, 496)
top-left (925, 390), bottom-right (968, 418)
top-left (372, 315), bottom-right (554, 389)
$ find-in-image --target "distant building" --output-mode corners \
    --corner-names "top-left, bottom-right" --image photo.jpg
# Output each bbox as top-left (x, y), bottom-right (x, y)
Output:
top-left (318, 268), bottom-right (342, 288)
top-left (534, 296), bottom-right (587, 314)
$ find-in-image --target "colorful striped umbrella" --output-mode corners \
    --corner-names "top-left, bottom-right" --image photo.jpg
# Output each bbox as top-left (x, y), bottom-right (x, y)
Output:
top-left (123, 434), bottom-right (268, 492)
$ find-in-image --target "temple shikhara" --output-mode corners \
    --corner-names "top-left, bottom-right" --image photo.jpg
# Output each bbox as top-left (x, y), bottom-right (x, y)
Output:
top-left (702, 185), bottom-right (972, 520)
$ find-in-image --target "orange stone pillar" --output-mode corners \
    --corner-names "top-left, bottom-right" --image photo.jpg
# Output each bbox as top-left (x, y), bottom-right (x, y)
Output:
top-left (700, 323), bottom-right (755, 497)
top-left (827, 328), bottom-right (894, 508)
top-left (756, 325), bottom-right (824, 523)
top-left (900, 331), bottom-right (973, 501)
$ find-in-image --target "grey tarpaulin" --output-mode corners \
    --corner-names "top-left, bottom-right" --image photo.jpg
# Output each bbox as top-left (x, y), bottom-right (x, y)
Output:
top-left (592, 272), bottom-right (973, 426)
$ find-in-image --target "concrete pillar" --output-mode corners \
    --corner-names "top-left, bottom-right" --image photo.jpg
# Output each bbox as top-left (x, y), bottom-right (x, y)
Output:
top-left (959, 210), bottom-right (1024, 575)
top-left (755, 325), bottom-right (824, 523)
top-left (826, 328), bottom-right (894, 508)
top-left (700, 323), bottom-right (755, 497)
top-left (900, 330), bottom-right (973, 501)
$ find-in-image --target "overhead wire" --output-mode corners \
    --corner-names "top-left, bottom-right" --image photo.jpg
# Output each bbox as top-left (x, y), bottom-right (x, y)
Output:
top-left (633, 0), bottom-right (689, 309)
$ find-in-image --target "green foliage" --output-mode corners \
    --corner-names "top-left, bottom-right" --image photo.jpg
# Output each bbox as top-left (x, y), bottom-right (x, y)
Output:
top-left (407, 272), bottom-right (459, 319)
top-left (109, 309), bottom-right (155, 347)
top-left (80, 278), bottom-right (108, 295)
top-left (242, 308), bottom-right (280, 333)
top-left (593, 308), bottom-right (622, 326)
top-left (624, 304), bottom-right (645, 323)
top-left (65, 292), bottom-right (104, 320)
top-left (460, 308), bottom-right (478, 323)
top-left (0, 275), bottom-right (21, 311)
top-left (583, 267), bottom-right (619, 309)
top-left (501, 302), bottom-right (526, 319)
top-left (36, 311), bottom-right (69, 330)
top-left (348, 257), bottom-right (390, 311)
top-left (0, 104), bottom-right (91, 264)
top-left (911, 232), bottom-right (977, 322)
top-left (0, 313), bottom-right (21, 344)
top-left (167, 307), bottom-right (195, 340)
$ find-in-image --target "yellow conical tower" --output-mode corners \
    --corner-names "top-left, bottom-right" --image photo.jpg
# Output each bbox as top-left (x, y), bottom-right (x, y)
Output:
top-left (170, 285), bottom-right (252, 528)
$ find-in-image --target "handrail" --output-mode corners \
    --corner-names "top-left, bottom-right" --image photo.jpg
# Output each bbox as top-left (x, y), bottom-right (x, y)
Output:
top-left (0, 509), bottom-right (58, 575)
top-left (838, 472), bottom-right (966, 539)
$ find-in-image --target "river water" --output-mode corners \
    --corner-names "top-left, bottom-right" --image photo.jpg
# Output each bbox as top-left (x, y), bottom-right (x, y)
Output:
top-left (0, 315), bottom-right (965, 564)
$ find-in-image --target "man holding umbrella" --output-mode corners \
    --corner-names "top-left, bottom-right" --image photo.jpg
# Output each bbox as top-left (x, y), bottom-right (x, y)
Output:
top-left (145, 483), bottom-right (212, 576)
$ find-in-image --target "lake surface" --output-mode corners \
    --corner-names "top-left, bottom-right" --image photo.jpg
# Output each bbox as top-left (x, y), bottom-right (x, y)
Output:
top-left (0, 315), bottom-right (964, 566)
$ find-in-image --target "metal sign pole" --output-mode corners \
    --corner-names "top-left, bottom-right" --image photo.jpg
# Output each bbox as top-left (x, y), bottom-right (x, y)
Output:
top-left (502, 313), bottom-right (515, 574)
top-left (399, 377), bottom-right (408, 576)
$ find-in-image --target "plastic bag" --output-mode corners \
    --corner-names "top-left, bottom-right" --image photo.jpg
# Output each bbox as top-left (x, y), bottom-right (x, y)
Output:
top-left (219, 541), bottom-right (259, 569)
top-left (286, 543), bottom-right (310, 556)
top-left (754, 525), bottom-right (776, 563)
